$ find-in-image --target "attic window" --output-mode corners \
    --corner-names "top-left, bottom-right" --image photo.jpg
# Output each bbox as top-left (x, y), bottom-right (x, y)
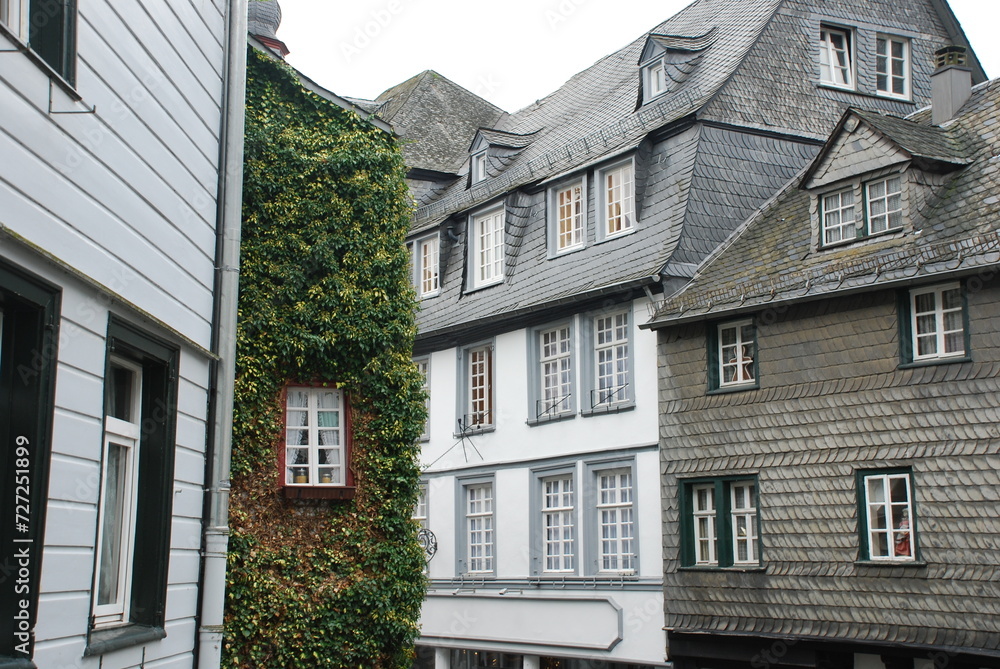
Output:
top-left (472, 151), bottom-right (487, 183)
top-left (638, 30), bottom-right (714, 105)
top-left (645, 60), bottom-right (668, 100)
top-left (819, 26), bottom-right (854, 89)
top-left (819, 175), bottom-right (905, 248)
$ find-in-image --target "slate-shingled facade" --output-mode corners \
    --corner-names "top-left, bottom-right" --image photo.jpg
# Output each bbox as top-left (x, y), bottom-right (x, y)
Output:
top-left (363, 0), bottom-right (985, 667)
top-left (645, 64), bottom-right (999, 668)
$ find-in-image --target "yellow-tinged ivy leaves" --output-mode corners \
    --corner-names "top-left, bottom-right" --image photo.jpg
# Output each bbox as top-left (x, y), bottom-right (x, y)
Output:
top-left (224, 48), bottom-right (427, 669)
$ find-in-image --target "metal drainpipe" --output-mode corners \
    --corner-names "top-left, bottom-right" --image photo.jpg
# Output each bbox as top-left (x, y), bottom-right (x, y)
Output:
top-left (196, 0), bottom-right (247, 665)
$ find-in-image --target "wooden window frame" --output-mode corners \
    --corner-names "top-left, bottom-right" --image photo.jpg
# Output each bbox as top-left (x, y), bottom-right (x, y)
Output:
top-left (680, 476), bottom-right (762, 569)
top-left (281, 384), bottom-right (356, 500)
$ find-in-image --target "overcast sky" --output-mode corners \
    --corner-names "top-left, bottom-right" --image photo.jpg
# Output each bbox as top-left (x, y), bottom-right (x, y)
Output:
top-left (273, 0), bottom-right (999, 113)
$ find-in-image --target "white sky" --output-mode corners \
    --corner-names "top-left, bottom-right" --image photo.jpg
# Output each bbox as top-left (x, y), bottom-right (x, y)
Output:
top-left (274, 0), bottom-right (999, 114)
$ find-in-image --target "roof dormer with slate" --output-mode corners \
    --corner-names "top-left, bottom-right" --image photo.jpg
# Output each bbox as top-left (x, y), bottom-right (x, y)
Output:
top-left (802, 107), bottom-right (970, 250)
top-left (468, 128), bottom-right (538, 186)
top-left (638, 28), bottom-right (717, 106)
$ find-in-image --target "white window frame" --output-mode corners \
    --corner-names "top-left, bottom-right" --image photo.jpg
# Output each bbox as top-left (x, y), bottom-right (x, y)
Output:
top-left (472, 151), bottom-right (488, 183)
top-left (92, 357), bottom-right (143, 628)
top-left (533, 324), bottom-right (573, 420)
top-left (460, 342), bottom-right (494, 431)
top-left (876, 35), bottom-right (910, 99)
top-left (411, 234), bottom-right (440, 298)
top-left (598, 159), bottom-right (635, 240)
top-left (465, 482), bottom-right (494, 573)
top-left (865, 176), bottom-right (903, 235)
top-left (590, 310), bottom-right (631, 409)
top-left (549, 179), bottom-right (586, 255)
top-left (469, 207), bottom-right (505, 290)
top-left (861, 472), bottom-right (915, 561)
top-left (646, 59), bottom-right (667, 100)
top-left (415, 357), bottom-right (430, 441)
top-left (413, 482), bottom-right (428, 529)
top-left (596, 468), bottom-right (635, 573)
top-left (691, 483), bottom-right (717, 567)
top-left (0, 0), bottom-right (27, 40)
top-left (821, 187), bottom-right (857, 246)
top-left (819, 25), bottom-right (854, 89)
top-left (910, 283), bottom-right (966, 361)
top-left (730, 481), bottom-right (759, 566)
top-left (717, 319), bottom-right (756, 388)
top-left (284, 386), bottom-right (347, 486)
top-left (541, 474), bottom-right (575, 573)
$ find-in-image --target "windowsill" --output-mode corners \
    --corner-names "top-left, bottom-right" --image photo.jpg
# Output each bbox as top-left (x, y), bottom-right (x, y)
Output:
top-left (453, 425), bottom-right (495, 438)
top-left (595, 227), bottom-right (636, 245)
top-left (0, 24), bottom-right (80, 101)
top-left (819, 227), bottom-right (904, 251)
top-left (874, 92), bottom-right (913, 103)
top-left (855, 559), bottom-right (927, 569)
top-left (418, 291), bottom-right (440, 300)
top-left (899, 355), bottom-right (970, 369)
top-left (581, 402), bottom-right (635, 417)
top-left (283, 485), bottom-right (357, 500)
top-left (707, 382), bottom-right (758, 395)
top-left (84, 624), bottom-right (166, 657)
top-left (815, 83), bottom-right (915, 105)
top-left (464, 279), bottom-right (503, 294)
top-left (678, 565), bottom-right (766, 573)
top-left (550, 244), bottom-right (585, 259)
top-left (526, 411), bottom-right (576, 426)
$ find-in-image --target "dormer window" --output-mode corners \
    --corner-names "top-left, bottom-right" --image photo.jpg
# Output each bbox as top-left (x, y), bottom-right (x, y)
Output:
top-left (819, 26), bottom-right (854, 89)
top-left (820, 175), bottom-right (904, 247)
top-left (821, 187), bottom-right (856, 245)
top-left (866, 176), bottom-right (902, 233)
top-left (643, 59), bottom-right (668, 101)
top-left (472, 151), bottom-right (488, 183)
top-left (638, 30), bottom-right (715, 105)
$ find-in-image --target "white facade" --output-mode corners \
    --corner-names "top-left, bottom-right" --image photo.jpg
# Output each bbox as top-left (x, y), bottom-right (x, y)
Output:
top-left (416, 295), bottom-right (666, 668)
top-left (0, 0), bottom-right (243, 666)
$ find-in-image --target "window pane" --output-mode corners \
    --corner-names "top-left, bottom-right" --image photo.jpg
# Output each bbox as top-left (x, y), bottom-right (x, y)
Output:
top-left (97, 442), bottom-right (129, 606)
top-left (597, 470), bottom-right (634, 571)
top-left (107, 364), bottom-right (136, 421)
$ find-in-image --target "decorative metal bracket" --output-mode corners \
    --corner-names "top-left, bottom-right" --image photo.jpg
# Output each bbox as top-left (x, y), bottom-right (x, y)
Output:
top-left (417, 528), bottom-right (438, 563)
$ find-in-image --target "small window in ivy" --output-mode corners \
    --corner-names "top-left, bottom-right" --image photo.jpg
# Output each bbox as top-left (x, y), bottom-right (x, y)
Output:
top-left (284, 386), bottom-right (352, 492)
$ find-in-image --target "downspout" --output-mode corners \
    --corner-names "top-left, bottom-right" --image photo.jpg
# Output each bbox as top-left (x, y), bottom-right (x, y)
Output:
top-left (196, 0), bottom-right (247, 665)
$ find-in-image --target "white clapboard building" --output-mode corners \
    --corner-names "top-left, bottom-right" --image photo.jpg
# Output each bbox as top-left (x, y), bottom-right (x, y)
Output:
top-left (0, 0), bottom-right (246, 666)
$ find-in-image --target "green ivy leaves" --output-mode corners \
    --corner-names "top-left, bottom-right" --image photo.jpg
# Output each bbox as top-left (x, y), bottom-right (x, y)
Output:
top-left (224, 48), bottom-right (427, 669)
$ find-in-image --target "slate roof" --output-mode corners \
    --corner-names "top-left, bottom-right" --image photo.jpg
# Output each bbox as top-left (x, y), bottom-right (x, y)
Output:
top-left (373, 70), bottom-right (506, 175)
top-left (390, 0), bottom-right (986, 342)
top-left (647, 79), bottom-right (1000, 328)
top-left (473, 128), bottom-right (538, 151)
top-left (406, 0), bottom-right (787, 232)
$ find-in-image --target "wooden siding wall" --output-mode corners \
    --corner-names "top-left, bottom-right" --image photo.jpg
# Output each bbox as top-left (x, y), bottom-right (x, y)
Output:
top-left (658, 282), bottom-right (1000, 651)
top-left (0, 0), bottom-right (226, 348)
top-left (0, 0), bottom-right (227, 666)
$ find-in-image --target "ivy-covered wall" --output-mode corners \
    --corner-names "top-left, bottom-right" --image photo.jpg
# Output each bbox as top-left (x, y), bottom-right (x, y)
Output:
top-left (224, 47), bottom-right (426, 668)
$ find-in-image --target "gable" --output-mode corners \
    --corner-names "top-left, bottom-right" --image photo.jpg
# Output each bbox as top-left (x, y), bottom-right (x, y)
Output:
top-left (804, 119), bottom-right (910, 189)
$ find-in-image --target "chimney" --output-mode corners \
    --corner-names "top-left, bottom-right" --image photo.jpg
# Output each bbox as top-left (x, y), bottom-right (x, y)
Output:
top-left (931, 46), bottom-right (971, 126)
